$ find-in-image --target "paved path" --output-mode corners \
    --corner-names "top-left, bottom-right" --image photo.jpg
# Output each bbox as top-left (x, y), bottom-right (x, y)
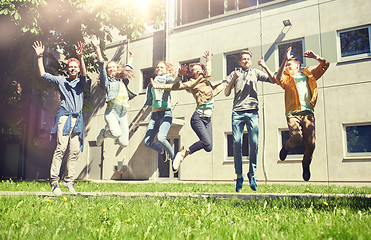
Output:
top-left (1, 191), bottom-right (370, 200)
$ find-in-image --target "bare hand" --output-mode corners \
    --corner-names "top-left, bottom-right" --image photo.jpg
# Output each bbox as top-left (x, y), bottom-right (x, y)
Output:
top-left (33, 41), bottom-right (45, 56)
top-left (178, 64), bottom-right (188, 76)
top-left (91, 36), bottom-right (100, 48)
top-left (285, 47), bottom-right (294, 60)
top-left (258, 57), bottom-right (267, 68)
top-left (233, 68), bottom-right (241, 79)
top-left (75, 41), bottom-right (84, 57)
top-left (304, 50), bottom-right (317, 59)
top-left (203, 51), bottom-right (213, 61)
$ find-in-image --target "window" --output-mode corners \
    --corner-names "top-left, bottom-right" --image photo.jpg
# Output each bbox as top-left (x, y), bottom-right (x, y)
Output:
top-left (281, 130), bottom-right (305, 156)
top-left (337, 26), bottom-right (371, 61)
top-left (211, 0), bottom-right (225, 17)
top-left (345, 124), bottom-right (371, 155)
top-left (177, 0), bottom-right (278, 26)
top-left (277, 39), bottom-right (304, 68)
top-left (227, 133), bottom-right (249, 157)
top-left (225, 52), bottom-right (241, 77)
top-left (142, 67), bottom-right (155, 90)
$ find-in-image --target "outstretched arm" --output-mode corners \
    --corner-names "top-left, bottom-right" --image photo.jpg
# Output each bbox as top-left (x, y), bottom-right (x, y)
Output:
top-left (258, 57), bottom-right (276, 84)
top-left (304, 50), bottom-right (326, 66)
top-left (203, 51), bottom-right (213, 75)
top-left (32, 41), bottom-right (45, 77)
top-left (91, 36), bottom-right (103, 62)
top-left (127, 50), bottom-right (134, 66)
top-left (75, 41), bottom-right (86, 76)
top-left (276, 47), bottom-right (292, 82)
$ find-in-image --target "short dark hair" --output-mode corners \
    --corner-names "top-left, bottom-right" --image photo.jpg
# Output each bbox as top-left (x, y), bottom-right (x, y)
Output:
top-left (239, 50), bottom-right (253, 60)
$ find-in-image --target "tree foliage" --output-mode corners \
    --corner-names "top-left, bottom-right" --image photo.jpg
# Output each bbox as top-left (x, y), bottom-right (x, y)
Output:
top-left (0, 0), bottom-right (165, 131)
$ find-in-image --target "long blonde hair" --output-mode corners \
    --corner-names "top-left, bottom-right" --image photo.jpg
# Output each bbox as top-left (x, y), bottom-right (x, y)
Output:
top-left (155, 61), bottom-right (176, 77)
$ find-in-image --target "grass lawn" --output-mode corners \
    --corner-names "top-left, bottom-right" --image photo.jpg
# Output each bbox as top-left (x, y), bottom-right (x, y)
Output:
top-left (1, 181), bottom-right (370, 239)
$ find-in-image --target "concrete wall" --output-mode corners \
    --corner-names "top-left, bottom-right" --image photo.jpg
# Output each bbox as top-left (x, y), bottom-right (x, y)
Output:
top-left (76, 0), bottom-right (371, 185)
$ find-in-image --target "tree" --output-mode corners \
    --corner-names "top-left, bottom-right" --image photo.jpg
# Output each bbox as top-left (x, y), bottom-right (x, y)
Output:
top-left (0, 0), bottom-right (165, 132)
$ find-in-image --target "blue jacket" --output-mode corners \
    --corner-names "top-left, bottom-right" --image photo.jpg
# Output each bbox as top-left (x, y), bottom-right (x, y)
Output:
top-left (98, 61), bottom-right (135, 102)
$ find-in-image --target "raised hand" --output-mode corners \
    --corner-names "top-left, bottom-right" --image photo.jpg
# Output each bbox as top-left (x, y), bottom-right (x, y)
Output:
top-left (304, 50), bottom-right (317, 59)
top-left (75, 41), bottom-right (84, 57)
top-left (233, 68), bottom-right (241, 79)
top-left (203, 51), bottom-right (213, 61)
top-left (285, 47), bottom-right (294, 60)
top-left (33, 41), bottom-right (45, 56)
top-left (91, 36), bottom-right (100, 49)
top-left (258, 57), bottom-right (267, 68)
top-left (178, 64), bottom-right (188, 76)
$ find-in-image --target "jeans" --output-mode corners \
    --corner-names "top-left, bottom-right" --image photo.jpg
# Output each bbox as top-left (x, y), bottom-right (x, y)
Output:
top-left (50, 115), bottom-right (80, 183)
top-left (285, 112), bottom-right (315, 167)
top-left (103, 101), bottom-right (129, 146)
top-left (232, 110), bottom-right (259, 176)
top-left (188, 111), bottom-right (213, 154)
top-left (144, 110), bottom-right (174, 159)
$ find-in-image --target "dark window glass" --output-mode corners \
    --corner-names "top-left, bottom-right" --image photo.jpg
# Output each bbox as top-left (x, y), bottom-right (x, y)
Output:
top-left (278, 40), bottom-right (304, 67)
top-left (227, 133), bottom-right (249, 157)
top-left (340, 27), bottom-right (370, 57)
top-left (227, 0), bottom-right (236, 11)
top-left (239, 0), bottom-right (257, 10)
top-left (226, 52), bottom-right (240, 76)
top-left (259, 0), bottom-right (275, 4)
top-left (281, 130), bottom-right (305, 155)
top-left (346, 125), bottom-right (371, 153)
top-left (211, 0), bottom-right (225, 17)
top-left (182, 0), bottom-right (208, 24)
top-left (142, 67), bottom-right (155, 90)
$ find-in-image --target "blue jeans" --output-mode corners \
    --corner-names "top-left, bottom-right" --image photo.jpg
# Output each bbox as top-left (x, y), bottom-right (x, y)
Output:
top-left (232, 110), bottom-right (259, 176)
top-left (103, 101), bottom-right (128, 146)
top-left (144, 110), bottom-right (175, 159)
top-left (188, 111), bottom-right (213, 154)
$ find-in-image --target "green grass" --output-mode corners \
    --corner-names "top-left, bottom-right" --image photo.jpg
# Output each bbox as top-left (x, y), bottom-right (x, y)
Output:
top-left (1, 181), bottom-right (370, 239)
top-left (1, 180), bottom-right (371, 195)
top-left (0, 195), bottom-right (370, 239)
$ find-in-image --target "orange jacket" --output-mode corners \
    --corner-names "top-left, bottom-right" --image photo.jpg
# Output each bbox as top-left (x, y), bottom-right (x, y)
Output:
top-left (276, 61), bottom-right (330, 115)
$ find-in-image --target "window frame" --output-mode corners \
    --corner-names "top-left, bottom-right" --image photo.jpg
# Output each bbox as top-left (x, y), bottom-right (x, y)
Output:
top-left (275, 38), bottom-right (305, 70)
top-left (141, 67), bottom-right (156, 92)
top-left (224, 132), bottom-right (249, 163)
top-left (336, 25), bottom-right (371, 63)
top-left (224, 50), bottom-right (243, 78)
top-left (278, 128), bottom-right (304, 161)
top-left (342, 123), bottom-right (371, 161)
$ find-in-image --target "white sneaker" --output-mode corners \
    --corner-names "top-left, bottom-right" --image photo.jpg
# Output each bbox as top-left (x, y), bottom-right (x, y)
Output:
top-left (50, 181), bottom-right (62, 196)
top-left (96, 129), bottom-right (105, 146)
top-left (62, 181), bottom-right (77, 195)
top-left (172, 151), bottom-right (184, 172)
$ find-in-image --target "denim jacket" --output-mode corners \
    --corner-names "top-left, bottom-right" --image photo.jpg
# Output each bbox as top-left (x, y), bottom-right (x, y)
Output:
top-left (98, 61), bottom-right (135, 102)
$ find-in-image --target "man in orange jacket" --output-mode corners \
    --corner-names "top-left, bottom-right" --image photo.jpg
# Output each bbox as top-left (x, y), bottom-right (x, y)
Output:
top-left (260, 47), bottom-right (329, 181)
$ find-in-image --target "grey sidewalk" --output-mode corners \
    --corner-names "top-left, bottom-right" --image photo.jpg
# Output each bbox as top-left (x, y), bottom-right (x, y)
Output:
top-left (1, 191), bottom-right (370, 200)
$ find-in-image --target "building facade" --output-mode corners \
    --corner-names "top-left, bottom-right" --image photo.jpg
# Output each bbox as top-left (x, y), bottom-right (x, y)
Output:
top-left (17, 0), bottom-right (371, 185)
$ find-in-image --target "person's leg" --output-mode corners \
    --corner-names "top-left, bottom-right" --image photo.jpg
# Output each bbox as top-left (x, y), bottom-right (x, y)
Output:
top-left (232, 111), bottom-right (245, 176)
top-left (157, 110), bottom-right (174, 159)
top-left (104, 105), bottom-right (122, 138)
top-left (280, 114), bottom-right (303, 160)
top-left (50, 116), bottom-right (70, 183)
top-left (144, 112), bottom-right (163, 153)
top-left (232, 111), bottom-right (245, 192)
top-left (117, 112), bottom-right (129, 147)
top-left (188, 112), bottom-right (212, 154)
top-left (245, 111), bottom-right (259, 177)
top-left (62, 128), bottom-right (80, 194)
top-left (301, 113), bottom-right (315, 181)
